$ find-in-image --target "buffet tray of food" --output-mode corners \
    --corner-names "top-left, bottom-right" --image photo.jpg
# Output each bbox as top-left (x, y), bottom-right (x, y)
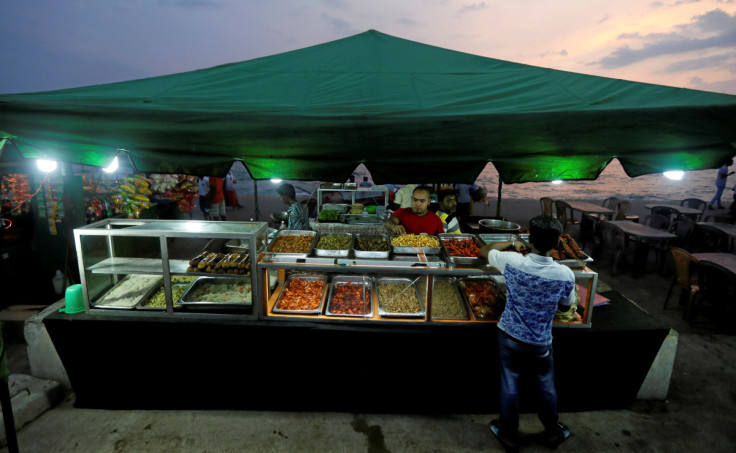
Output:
top-left (264, 230), bottom-right (317, 258)
top-left (438, 233), bottom-right (485, 266)
top-left (314, 233), bottom-right (353, 257)
top-left (93, 274), bottom-right (163, 309)
top-left (353, 233), bottom-right (391, 259)
top-left (376, 276), bottom-right (426, 318)
top-left (136, 280), bottom-right (192, 310)
top-left (325, 275), bottom-right (374, 318)
top-left (390, 234), bottom-right (441, 255)
top-left (457, 276), bottom-right (505, 321)
top-left (178, 276), bottom-right (252, 308)
top-left (272, 273), bottom-right (327, 315)
top-left (429, 277), bottom-right (469, 320)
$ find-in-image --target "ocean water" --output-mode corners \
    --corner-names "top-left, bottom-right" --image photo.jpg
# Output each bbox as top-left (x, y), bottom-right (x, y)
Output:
top-left (229, 160), bottom-right (728, 203)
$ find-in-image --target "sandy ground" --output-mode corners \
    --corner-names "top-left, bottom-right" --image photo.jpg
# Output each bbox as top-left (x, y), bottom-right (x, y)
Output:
top-left (2, 196), bottom-right (735, 452)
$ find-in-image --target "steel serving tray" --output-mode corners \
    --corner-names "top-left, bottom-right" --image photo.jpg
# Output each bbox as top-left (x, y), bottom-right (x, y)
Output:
top-left (314, 232), bottom-right (353, 258)
top-left (136, 282), bottom-right (189, 310)
top-left (376, 276), bottom-right (426, 318)
top-left (479, 233), bottom-right (529, 244)
top-left (390, 234), bottom-right (442, 255)
top-left (430, 277), bottom-right (469, 320)
top-left (325, 275), bottom-right (374, 318)
top-left (93, 274), bottom-right (163, 309)
top-left (265, 230), bottom-right (317, 258)
top-left (457, 276), bottom-right (505, 321)
top-left (353, 233), bottom-right (391, 259)
top-left (272, 273), bottom-right (327, 315)
top-left (178, 276), bottom-right (253, 308)
top-left (438, 233), bottom-right (485, 266)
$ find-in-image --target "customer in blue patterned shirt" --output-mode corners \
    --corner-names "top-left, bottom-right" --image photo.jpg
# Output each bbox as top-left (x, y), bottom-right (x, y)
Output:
top-left (480, 215), bottom-right (574, 451)
top-left (277, 183), bottom-right (310, 230)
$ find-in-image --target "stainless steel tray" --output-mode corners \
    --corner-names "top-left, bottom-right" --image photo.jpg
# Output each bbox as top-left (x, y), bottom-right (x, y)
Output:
top-left (93, 274), bottom-right (163, 309)
top-left (438, 233), bottom-right (485, 265)
top-left (457, 276), bottom-right (505, 321)
top-left (429, 277), bottom-right (468, 320)
top-left (479, 233), bottom-right (529, 244)
top-left (376, 276), bottom-right (425, 318)
top-left (178, 277), bottom-right (252, 307)
top-left (225, 239), bottom-right (249, 253)
top-left (390, 235), bottom-right (441, 255)
top-left (136, 282), bottom-right (189, 310)
top-left (353, 233), bottom-right (391, 259)
top-left (264, 230), bottom-right (317, 258)
top-left (325, 275), bottom-right (374, 318)
top-left (314, 233), bottom-right (353, 257)
top-left (272, 273), bottom-right (327, 315)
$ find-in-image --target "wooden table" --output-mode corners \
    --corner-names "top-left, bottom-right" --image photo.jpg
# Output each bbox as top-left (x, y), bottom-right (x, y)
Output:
top-left (645, 203), bottom-right (703, 219)
top-left (606, 220), bottom-right (677, 277)
top-left (692, 253), bottom-right (736, 275)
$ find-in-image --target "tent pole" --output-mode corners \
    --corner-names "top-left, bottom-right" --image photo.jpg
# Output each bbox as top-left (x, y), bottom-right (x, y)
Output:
top-left (253, 180), bottom-right (260, 221)
top-left (496, 179), bottom-right (503, 218)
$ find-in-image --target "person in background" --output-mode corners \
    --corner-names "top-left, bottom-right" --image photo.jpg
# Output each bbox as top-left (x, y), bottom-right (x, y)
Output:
top-left (359, 176), bottom-right (372, 188)
top-left (456, 182), bottom-right (480, 217)
top-left (197, 176), bottom-right (210, 220)
top-left (436, 188), bottom-right (461, 234)
top-left (385, 185), bottom-right (443, 235)
top-left (708, 158), bottom-right (734, 210)
top-left (278, 183), bottom-right (310, 230)
top-left (225, 171), bottom-right (243, 209)
top-left (391, 183), bottom-right (417, 210)
top-left (480, 215), bottom-right (573, 452)
top-left (208, 176), bottom-right (226, 221)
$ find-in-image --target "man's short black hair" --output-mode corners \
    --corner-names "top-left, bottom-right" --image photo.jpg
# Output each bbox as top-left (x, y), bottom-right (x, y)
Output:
top-left (412, 185), bottom-right (433, 198)
top-left (437, 188), bottom-right (457, 203)
top-left (528, 215), bottom-right (563, 253)
top-left (277, 183), bottom-right (296, 200)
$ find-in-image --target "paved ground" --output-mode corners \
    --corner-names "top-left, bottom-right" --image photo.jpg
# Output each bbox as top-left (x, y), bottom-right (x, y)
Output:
top-left (1, 197), bottom-right (734, 452)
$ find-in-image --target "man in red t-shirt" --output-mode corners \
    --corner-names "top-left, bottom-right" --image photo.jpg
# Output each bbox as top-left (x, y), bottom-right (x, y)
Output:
top-left (385, 185), bottom-right (444, 235)
top-left (208, 176), bottom-right (227, 221)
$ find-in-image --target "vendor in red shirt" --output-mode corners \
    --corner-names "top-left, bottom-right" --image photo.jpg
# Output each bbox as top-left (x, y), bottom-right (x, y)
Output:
top-left (385, 185), bottom-right (444, 235)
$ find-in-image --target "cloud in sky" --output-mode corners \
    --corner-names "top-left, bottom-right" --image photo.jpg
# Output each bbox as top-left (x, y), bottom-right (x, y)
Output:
top-left (593, 9), bottom-right (736, 69)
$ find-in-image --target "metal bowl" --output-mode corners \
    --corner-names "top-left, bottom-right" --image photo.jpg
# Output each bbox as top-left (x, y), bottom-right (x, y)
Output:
top-left (271, 211), bottom-right (289, 222)
top-left (478, 219), bottom-right (521, 234)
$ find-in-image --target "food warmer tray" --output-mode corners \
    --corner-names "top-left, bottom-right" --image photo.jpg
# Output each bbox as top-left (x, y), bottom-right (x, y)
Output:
top-left (438, 233), bottom-right (485, 266)
top-left (92, 274), bottom-right (163, 310)
top-left (272, 273), bottom-right (327, 315)
top-left (324, 275), bottom-right (374, 318)
top-left (429, 277), bottom-right (469, 320)
top-left (136, 282), bottom-right (190, 310)
top-left (313, 232), bottom-right (353, 258)
top-left (178, 276), bottom-right (253, 308)
top-left (353, 233), bottom-right (391, 259)
top-left (457, 276), bottom-right (505, 321)
top-left (390, 235), bottom-right (441, 255)
top-left (264, 230), bottom-right (317, 258)
top-left (376, 276), bottom-right (426, 318)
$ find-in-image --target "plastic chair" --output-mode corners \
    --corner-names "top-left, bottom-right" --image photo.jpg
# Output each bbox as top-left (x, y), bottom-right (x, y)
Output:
top-left (686, 261), bottom-right (736, 327)
top-left (540, 197), bottom-right (554, 216)
top-left (680, 198), bottom-right (707, 221)
top-left (670, 216), bottom-right (696, 250)
top-left (663, 247), bottom-right (699, 309)
top-left (691, 224), bottom-right (730, 253)
top-left (615, 200), bottom-right (639, 223)
top-left (600, 221), bottom-right (627, 275)
top-left (554, 200), bottom-right (580, 233)
top-left (650, 206), bottom-right (680, 228)
top-left (643, 213), bottom-right (670, 231)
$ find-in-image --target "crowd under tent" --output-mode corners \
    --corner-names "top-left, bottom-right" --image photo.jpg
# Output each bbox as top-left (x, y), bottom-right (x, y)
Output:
top-left (1, 29), bottom-right (735, 185)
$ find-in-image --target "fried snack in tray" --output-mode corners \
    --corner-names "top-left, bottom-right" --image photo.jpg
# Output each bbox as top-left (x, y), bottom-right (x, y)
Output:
top-left (270, 234), bottom-right (313, 254)
top-left (460, 279), bottom-right (505, 320)
top-left (390, 234), bottom-right (440, 248)
top-left (441, 238), bottom-right (481, 257)
top-left (549, 233), bottom-right (586, 260)
top-left (276, 277), bottom-right (325, 311)
top-left (186, 252), bottom-right (249, 274)
top-left (329, 282), bottom-right (371, 315)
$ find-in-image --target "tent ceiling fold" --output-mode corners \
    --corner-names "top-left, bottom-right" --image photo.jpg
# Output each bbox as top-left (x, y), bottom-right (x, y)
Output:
top-left (1, 29), bottom-right (735, 183)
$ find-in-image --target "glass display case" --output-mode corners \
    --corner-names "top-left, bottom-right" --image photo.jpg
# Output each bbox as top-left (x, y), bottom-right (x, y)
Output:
top-left (74, 219), bottom-right (268, 318)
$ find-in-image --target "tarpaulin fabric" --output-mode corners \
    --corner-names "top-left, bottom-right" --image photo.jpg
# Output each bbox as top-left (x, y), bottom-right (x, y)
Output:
top-left (1, 30), bottom-right (735, 183)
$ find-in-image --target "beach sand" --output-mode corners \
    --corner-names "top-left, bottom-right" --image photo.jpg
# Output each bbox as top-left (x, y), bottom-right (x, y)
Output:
top-left (2, 195), bottom-right (735, 452)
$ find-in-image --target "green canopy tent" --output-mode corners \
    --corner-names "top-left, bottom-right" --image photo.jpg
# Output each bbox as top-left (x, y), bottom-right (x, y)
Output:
top-left (1, 29), bottom-right (735, 186)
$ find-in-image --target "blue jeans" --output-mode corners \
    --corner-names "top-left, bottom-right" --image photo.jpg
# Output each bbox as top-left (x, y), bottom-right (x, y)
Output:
top-left (498, 330), bottom-right (558, 434)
